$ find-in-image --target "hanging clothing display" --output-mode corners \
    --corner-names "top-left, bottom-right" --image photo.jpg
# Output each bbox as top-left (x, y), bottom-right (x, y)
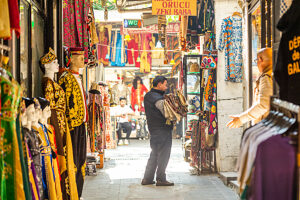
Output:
top-left (110, 30), bottom-right (126, 66)
top-left (127, 34), bottom-right (140, 68)
top-left (47, 125), bottom-right (63, 200)
top-left (131, 84), bottom-right (148, 112)
top-left (99, 85), bottom-right (115, 149)
top-left (274, 0), bottom-right (300, 105)
top-left (23, 127), bottom-right (43, 200)
top-left (86, 0), bottom-right (99, 68)
top-left (58, 70), bottom-right (87, 197)
top-left (63, 0), bottom-right (90, 62)
top-left (111, 84), bottom-right (130, 105)
top-left (97, 25), bottom-right (110, 66)
top-left (218, 15), bottom-right (243, 82)
top-left (43, 77), bottom-right (79, 200)
top-left (0, 74), bottom-right (27, 200)
top-left (24, 139), bottom-right (40, 200)
top-left (8, 0), bottom-right (20, 38)
top-left (236, 100), bottom-right (298, 199)
top-left (87, 89), bottom-right (103, 152)
top-left (140, 33), bottom-right (152, 73)
top-left (32, 124), bottom-right (57, 200)
top-left (0, 0), bottom-right (11, 38)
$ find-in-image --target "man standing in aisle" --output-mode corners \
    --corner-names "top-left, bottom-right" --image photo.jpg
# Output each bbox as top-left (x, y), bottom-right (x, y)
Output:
top-left (114, 97), bottom-right (135, 145)
top-left (142, 76), bottom-right (174, 186)
top-left (227, 48), bottom-right (273, 128)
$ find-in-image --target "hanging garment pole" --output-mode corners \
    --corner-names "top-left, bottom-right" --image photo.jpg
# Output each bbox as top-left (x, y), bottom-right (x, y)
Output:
top-left (270, 97), bottom-right (300, 200)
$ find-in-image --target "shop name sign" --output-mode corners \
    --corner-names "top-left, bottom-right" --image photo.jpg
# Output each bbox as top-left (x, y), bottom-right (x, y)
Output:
top-left (124, 19), bottom-right (142, 28)
top-left (152, 0), bottom-right (197, 16)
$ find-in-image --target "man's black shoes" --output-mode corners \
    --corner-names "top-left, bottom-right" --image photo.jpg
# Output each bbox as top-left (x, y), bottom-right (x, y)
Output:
top-left (141, 179), bottom-right (155, 185)
top-left (156, 180), bottom-right (174, 186)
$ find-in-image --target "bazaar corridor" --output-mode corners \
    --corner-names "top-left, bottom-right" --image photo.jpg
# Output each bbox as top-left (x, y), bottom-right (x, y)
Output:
top-left (82, 140), bottom-right (238, 200)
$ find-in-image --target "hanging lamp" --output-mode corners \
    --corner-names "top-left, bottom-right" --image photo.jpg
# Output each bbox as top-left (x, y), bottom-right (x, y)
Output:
top-left (170, 59), bottom-right (175, 65)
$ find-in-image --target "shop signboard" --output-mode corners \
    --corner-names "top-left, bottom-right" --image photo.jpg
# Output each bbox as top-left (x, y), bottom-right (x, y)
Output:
top-left (122, 22), bottom-right (180, 35)
top-left (124, 19), bottom-right (142, 28)
top-left (152, 0), bottom-right (197, 16)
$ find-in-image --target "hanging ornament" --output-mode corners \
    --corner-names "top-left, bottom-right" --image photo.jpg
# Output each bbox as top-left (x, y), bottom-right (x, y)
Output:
top-left (169, 59), bottom-right (175, 65)
top-left (105, 54), bottom-right (110, 59)
top-left (136, 56), bottom-right (141, 62)
top-left (125, 34), bottom-right (131, 41)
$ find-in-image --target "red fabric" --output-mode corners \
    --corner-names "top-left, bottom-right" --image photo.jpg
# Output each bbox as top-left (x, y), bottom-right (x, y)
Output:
top-left (8, 0), bottom-right (20, 38)
top-left (97, 27), bottom-right (109, 66)
top-left (127, 34), bottom-right (140, 68)
top-left (131, 84), bottom-right (148, 111)
top-left (63, 0), bottom-right (90, 62)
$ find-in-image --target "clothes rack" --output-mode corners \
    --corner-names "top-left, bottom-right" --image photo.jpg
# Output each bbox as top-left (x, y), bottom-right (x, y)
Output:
top-left (270, 97), bottom-right (300, 200)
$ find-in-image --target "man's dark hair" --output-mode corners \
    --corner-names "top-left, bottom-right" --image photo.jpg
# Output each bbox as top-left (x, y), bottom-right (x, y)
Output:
top-left (119, 97), bottom-right (127, 102)
top-left (153, 76), bottom-right (167, 87)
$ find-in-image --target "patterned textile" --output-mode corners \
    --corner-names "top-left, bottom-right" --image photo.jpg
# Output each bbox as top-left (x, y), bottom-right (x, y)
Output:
top-left (190, 120), bottom-right (200, 167)
top-left (131, 84), bottom-right (148, 112)
top-left (280, 0), bottom-right (292, 16)
top-left (47, 125), bottom-right (63, 200)
top-left (99, 86), bottom-right (115, 149)
top-left (23, 127), bottom-right (41, 200)
top-left (87, 91), bottom-right (103, 152)
top-left (16, 115), bottom-right (32, 200)
top-left (140, 33), bottom-right (152, 73)
top-left (97, 25), bottom-right (110, 66)
top-left (42, 77), bottom-right (79, 200)
top-left (58, 70), bottom-right (86, 130)
top-left (110, 31), bottom-right (126, 66)
top-left (0, 75), bottom-right (26, 200)
top-left (127, 34), bottom-right (140, 68)
top-left (24, 141), bottom-right (40, 200)
top-left (63, 0), bottom-right (90, 62)
top-left (218, 16), bottom-right (243, 82)
top-left (28, 128), bottom-right (44, 200)
top-left (87, 1), bottom-right (98, 68)
top-left (208, 82), bottom-right (217, 136)
top-left (33, 124), bottom-right (57, 200)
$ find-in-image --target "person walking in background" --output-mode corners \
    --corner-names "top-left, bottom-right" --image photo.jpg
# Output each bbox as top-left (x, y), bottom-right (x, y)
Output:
top-left (227, 48), bottom-right (273, 128)
top-left (113, 97), bottom-right (135, 145)
top-left (142, 76), bottom-right (174, 186)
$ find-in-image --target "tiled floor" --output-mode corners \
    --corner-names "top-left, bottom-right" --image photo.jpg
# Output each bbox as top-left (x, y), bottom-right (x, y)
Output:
top-left (82, 139), bottom-right (238, 200)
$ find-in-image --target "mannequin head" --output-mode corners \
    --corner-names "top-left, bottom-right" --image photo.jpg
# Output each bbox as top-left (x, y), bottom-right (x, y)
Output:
top-left (69, 47), bottom-right (85, 73)
top-left (133, 76), bottom-right (143, 89)
top-left (40, 48), bottom-right (57, 74)
top-left (37, 97), bottom-right (51, 124)
top-left (23, 97), bottom-right (36, 128)
top-left (256, 48), bottom-right (272, 73)
top-left (44, 59), bottom-right (59, 73)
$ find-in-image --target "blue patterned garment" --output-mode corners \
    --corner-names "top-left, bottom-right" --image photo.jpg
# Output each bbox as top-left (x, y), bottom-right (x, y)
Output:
top-left (218, 16), bottom-right (243, 82)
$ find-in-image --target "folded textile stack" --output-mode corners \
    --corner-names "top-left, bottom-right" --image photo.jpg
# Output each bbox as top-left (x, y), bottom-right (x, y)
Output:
top-left (163, 90), bottom-right (188, 124)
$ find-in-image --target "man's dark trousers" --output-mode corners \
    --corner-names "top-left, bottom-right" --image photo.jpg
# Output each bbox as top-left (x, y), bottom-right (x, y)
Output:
top-left (117, 122), bottom-right (132, 140)
top-left (143, 129), bottom-right (172, 182)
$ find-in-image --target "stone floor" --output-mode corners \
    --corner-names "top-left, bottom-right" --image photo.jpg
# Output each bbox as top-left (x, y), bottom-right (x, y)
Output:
top-left (82, 139), bottom-right (238, 200)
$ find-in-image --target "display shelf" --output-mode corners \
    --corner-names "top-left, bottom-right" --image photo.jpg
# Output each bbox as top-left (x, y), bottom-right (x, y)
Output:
top-left (187, 72), bottom-right (201, 75)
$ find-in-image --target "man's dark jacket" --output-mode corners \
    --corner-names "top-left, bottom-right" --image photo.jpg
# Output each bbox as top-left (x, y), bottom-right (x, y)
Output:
top-left (274, 0), bottom-right (300, 105)
top-left (144, 88), bottom-right (173, 134)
